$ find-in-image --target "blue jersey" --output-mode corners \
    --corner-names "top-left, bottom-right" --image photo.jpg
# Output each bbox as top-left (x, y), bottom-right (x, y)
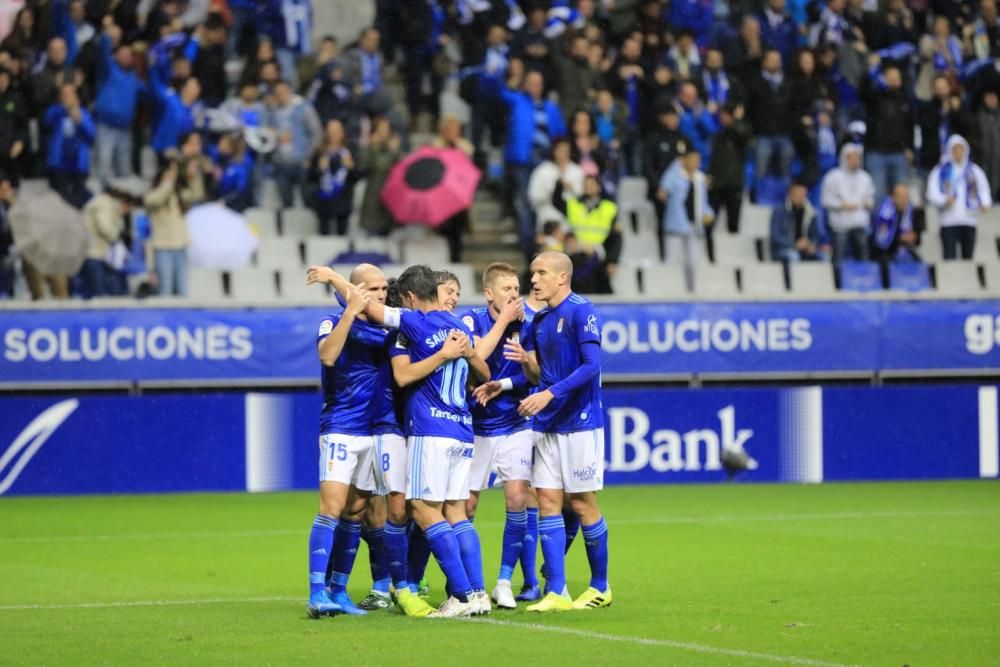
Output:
top-left (317, 313), bottom-right (389, 436)
top-left (372, 333), bottom-right (404, 436)
top-left (395, 309), bottom-right (476, 441)
top-left (524, 293), bottom-right (603, 434)
top-left (460, 306), bottom-right (532, 437)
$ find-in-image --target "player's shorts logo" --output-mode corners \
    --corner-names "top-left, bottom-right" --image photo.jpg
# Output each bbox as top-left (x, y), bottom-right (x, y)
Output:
top-left (572, 463), bottom-right (598, 482)
top-left (446, 445), bottom-right (473, 461)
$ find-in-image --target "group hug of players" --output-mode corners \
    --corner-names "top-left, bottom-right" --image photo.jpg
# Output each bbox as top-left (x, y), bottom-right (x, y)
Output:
top-left (302, 251), bottom-right (611, 618)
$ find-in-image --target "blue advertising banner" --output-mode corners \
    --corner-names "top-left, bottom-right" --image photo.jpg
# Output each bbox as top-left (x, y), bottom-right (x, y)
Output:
top-left (0, 300), bottom-right (999, 384)
top-left (0, 385), bottom-right (995, 496)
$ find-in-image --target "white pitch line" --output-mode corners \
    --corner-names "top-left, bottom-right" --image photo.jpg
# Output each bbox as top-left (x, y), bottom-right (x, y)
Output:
top-left (2, 509), bottom-right (998, 545)
top-left (0, 596), bottom-right (299, 611)
top-left (473, 618), bottom-right (861, 667)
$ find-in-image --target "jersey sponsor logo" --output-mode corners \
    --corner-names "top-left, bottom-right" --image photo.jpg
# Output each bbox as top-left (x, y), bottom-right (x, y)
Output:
top-left (318, 320), bottom-right (333, 336)
top-left (430, 406), bottom-right (473, 426)
top-left (0, 399), bottom-right (78, 495)
top-left (585, 314), bottom-right (599, 336)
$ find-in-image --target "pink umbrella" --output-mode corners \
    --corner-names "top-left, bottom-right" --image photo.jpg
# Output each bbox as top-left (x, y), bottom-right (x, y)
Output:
top-left (380, 146), bottom-right (481, 227)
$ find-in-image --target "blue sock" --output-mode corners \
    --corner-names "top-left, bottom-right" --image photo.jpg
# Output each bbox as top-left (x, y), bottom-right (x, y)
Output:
top-left (362, 526), bottom-right (391, 594)
top-left (563, 508), bottom-right (581, 554)
top-left (452, 520), bottom-right (484, 591)
top-left (425, 521), bottom-right (472, 601)
top-left (499, 510), bottom-right (528, 582)
top-left (384, 521), bottom-right (410, 591)
top-left (538, 514), bottom-right (567, 595)
top-left (308, 514), bottom-right (337, 595)
top-left (520, 508), bottom-right (539, 586)
top-left (407, 523), bottom-right (432, 593)
top-left (581, 517), bottom-right (610, 593)
top-left (329, 519), bottom-right (361, 594)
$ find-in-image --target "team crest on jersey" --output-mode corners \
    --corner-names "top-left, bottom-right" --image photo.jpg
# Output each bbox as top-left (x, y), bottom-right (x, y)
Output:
top-left (318, 320), bottom-right (333, 336)
top-left (511, 331), bottom-right (520, 344)
top-left (557, 318), bottom-right (564, 333)
top-left (462, 315), bottom-right (475, 332)
top-left (585, 314), bottom-right (599, 335)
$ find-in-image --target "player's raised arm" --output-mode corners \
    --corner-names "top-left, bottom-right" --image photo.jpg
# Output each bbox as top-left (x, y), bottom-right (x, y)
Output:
top-left (504, 338), bottom-right (539, 385)
top-left (392, 330), bottom-right (467, 387)
top-left (475, 297), bottom-right (524, 360)
top-left (307, 265), bottom-right (353, 299)
top-left (317, 285), bottom-right (369, 367)
top-left (465, 336), bottom-right (491, 384)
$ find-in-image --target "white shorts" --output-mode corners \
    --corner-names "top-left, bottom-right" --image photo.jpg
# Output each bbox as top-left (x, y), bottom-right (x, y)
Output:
top-left (319, 433), bottom-right (376, 492)
top-left (406, 435), bottom-right (473, 502)
top-left (373, 433), bottom-right (407, 495)
top-left (532, 429), bottom-right (605, 493)
top-left (470, 430), bottom-right (534, 491)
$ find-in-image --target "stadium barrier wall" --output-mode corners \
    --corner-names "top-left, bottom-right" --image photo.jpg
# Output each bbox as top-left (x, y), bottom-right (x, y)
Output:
top-left (2, 301), bottom-right (1000, 386)
top-left (1, 385), bottom-right (997, 496)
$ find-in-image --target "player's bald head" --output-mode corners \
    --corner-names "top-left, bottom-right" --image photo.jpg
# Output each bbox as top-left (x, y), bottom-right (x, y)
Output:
top-left (350, 263), bottom-right (384, 285)
top-left (534, 251), bottom-right (573, 278)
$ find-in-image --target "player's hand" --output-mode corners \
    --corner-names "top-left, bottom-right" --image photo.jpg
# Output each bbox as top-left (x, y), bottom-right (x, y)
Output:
top-left (306, 265), bottom-right (337, 286)
top-left (518, 390), bottom-right (554, 417)
top-left (499, 297), bottom-right (524, 324)
top-left (472, 381), bottom-right (504, 406)
top-left (503, 338), bottom-right (528, 363)
top-left (345, 282), bottom-right (368, 316)
top-left (441, 331), bottom-right (467, 360)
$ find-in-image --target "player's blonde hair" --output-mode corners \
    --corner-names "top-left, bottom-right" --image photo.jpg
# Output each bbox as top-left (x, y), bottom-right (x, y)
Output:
top-left (482, 262), bottom-right (519, 289)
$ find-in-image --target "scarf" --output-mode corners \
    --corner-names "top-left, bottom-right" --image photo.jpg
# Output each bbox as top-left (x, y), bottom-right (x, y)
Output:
top-left (940, 160), bottom-right (981, 209)
top-left (932, 36), bottom-right (963, 72)
top-left (703, 70), bottom-right (730, 106)
top-left (871, 197), bottom-right (913, 250)
top-left (762, 70), bottom-right (784, 88)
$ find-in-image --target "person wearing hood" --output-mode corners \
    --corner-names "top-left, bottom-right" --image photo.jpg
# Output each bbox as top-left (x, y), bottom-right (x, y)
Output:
top-left (926, 134), bottom-right (993, 260)
top-left (821, 142), bottom-right (876, 263)
top-left (551, 174), bottom-right (622, 294)
top-left (658, 147), bottom-right (714, 290)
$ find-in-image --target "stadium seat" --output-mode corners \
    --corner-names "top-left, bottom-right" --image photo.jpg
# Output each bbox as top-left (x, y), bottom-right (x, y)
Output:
top-left (934, 262), bottom-right (982, 295)
top-left (621, 227), bottom-right (662, 265)
top-left (981, 262), bottom-right (1000, 294)
top-left (229, 268), bottom-right (279, 301)
top-left (788, 262), bottom-right (837, 298)
top-left (918, 235), bottom-right (944, 263)
top-left (279, 268), bottom-right (326, 301)
top-left (256, 238), bottom-right (303, 269)
top-left (282, 207), bottom-right (320, 237)
top-left (617, 176), bottom-right (658, 233)
top-left (610, 266), bottom-right (642, 298)
top-left (888, 262), bottom-right (932, 292)
top-left (439, 263), bottom-right (477, 292)
top-left (258, 179), bottom-right (281, 211)
top-left (974, 234), bottom-right (999, 262)
top-left (739, 203), bottom-right (772, 237)
top-left (693, 265), bottom-right (740, 299)
top-left (187, 268), bottom-right (227, 300)
top-left (352, 236), bottom-right (397, 261)
top-left (641, 263), bottom-right (688, 298)
top-left (401, 236), bottom-right (450, 265)
top-left (304, 237), bottom-right (353, 267)
top-left (244, 208), bottom-right (280, 239)
top-left (740, 264), bottom-right (787, 296)
top-left (712, 235), bottom-right (760, 265)
top-left (838, 261), bottom-right (883, 292)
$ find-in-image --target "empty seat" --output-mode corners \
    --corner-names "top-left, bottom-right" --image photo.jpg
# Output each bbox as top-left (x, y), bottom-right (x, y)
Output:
top-left (740, 264), bottom-right (786, 296)
top-left (982, 263), bottom-right (1000, 294)
top-left (712, 235), bottom-right (759, 265)
top-left (888, 262), bottom-right (931, 292)
top-left (838, 261), bottom-right (883, 292)
top-left (304, 236), bottom-right (353, 267)
top-left (610, 266), bottom-right (642, 298)
top-left (352, 236), bottom-right (397, 261)
top-left (280, 268), bottom-right (328, 301)
top-left (229, 268), bottom-right (279, 300)
top-left (244, 208), bottom-right (279, 238)
top-left (917, 234), bottom-right (944, 263)
top-left (282, 207), bottom-right (320, 237)
top-left (401, 236), bottom-right (451, 265)
top-left (256, 238), bottom-right (303, 269)
top-left (641, 263), bottom-right (689, 298)
top-left (187, 268), bottom-right (227, 300)
top-left (258, 179), bottom-right (281, 211)
top-left (438, 263), bottom-right (477, 292)
top-left (739, 203), bottom-right (772, 237)
top-left (693, 265), bottom-right (740, 299)
top-left (788, 262), bottom-right (837, 297)
top-left (973, 234), bottom-right (999, 262)
top-left (934, 262), bottom-right (982, 295)
top-left (622, 227), bottom-right (662, 265)
top-left (616, 176), bottom-right (658, 233)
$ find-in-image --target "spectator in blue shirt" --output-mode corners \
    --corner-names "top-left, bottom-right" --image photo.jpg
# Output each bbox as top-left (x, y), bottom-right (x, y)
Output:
top-left (668, 0), bottom-right (715, 47)
top-left (759, 0), bottom-right (800, 65)
top-left (209, 133), bottom-right (255, 213)
top-left (676, 82), bottom-right (719, 163)
top-left (93, 20), bottom-right (143, 185)
top-left (44, 83), bottom-right (94, 207)
top-left (149, 57), bottom-right (202, 162)
top-left (256, 0), bottom-right (313, 88)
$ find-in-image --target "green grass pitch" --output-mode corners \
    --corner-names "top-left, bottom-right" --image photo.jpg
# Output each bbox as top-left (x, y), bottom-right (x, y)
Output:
top-left (2, 481), bottom-right (998, 666)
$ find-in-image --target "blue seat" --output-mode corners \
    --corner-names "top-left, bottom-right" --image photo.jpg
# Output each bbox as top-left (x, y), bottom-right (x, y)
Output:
top-left (888, 261), bottom-right (931, 292)
top-left (838, 261), bottom-right (883, 292)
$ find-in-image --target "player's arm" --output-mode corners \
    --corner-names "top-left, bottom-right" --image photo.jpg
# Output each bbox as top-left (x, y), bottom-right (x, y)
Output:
top-left (474, 298), bottom-right (524, 360)
top-left (391, 331), bottom-right (467, 387)
top-left (317, 288), bottom-right (369, 367)
top-left (504, 339), bottom-right (540, 385)
top-left (518, 342), bottom-right (600, 417)
top-left (307, 265), bottom-right (353, 301)
top-left (472, 371), bottom-right (529, 406)
top-left (465, 338), bottom-right (491, 384)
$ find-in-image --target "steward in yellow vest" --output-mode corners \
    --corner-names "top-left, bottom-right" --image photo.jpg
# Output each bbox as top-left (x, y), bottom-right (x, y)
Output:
top-left (551, 176), bottom-right (623, 294)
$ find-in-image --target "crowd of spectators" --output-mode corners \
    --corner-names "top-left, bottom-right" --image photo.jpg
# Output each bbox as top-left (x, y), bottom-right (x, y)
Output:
top-left (0, 0), bottom-right (997, 301)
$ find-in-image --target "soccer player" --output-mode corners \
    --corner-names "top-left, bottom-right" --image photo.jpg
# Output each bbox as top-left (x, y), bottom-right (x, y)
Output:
top-left (308, 264), bottom-right (491, 617)
top-left (461, 262), bottom-right (535, 609)
top-left (304, 264), bottom-right (384, 619)
top-left (505, 251), bottom-right (611, 612)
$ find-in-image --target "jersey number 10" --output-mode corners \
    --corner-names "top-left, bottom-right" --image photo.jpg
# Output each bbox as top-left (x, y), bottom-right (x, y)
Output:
top-left (439, 359), bottom-right (469, 409)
